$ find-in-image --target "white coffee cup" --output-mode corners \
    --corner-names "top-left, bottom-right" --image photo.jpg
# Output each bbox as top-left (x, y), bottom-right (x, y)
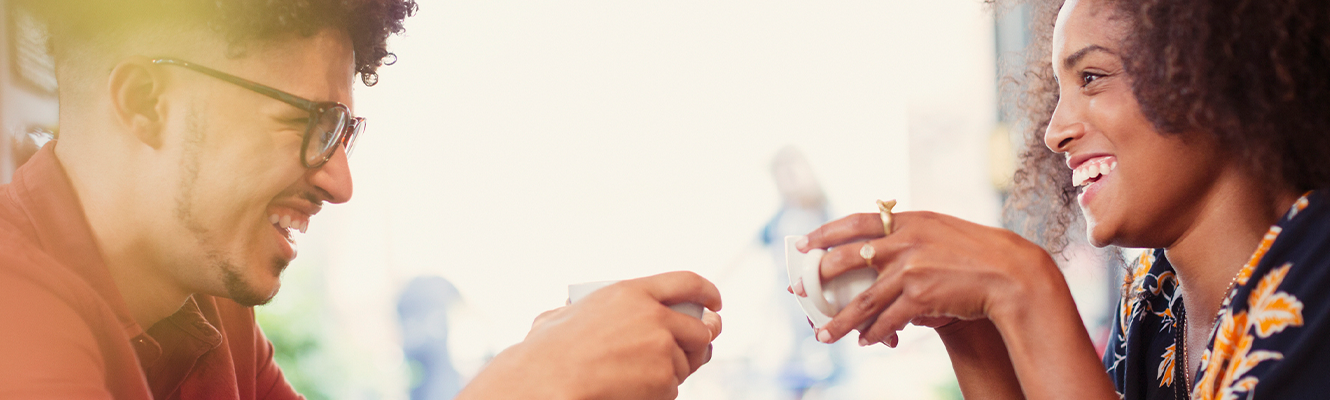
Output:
top-left (785, 235), bottom-right (879, 328)
top-left (568, 280), bottom-right (705, 319)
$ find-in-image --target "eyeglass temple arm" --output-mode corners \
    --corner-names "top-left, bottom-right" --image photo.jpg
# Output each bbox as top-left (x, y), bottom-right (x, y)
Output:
top-left (151, 58), bottom-right (319, 112)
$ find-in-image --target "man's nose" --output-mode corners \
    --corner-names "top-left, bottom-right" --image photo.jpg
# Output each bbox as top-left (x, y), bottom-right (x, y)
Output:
top-left (309, 146), bottom-right (354, 204)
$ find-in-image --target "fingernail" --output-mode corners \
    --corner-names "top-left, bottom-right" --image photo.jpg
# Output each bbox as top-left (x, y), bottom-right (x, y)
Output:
top-left (786, 285), bottom-right (793, 294)
top-left (793, 279), bottom-right (806, 297)
top-left (887, 335), bottom-right (899, 348)
top-left (796, 237), bottom-right (809, 252)
top-left (817, 329), bottom-right (832, 343)
top-left (858, 337), bottom-right (868, 347)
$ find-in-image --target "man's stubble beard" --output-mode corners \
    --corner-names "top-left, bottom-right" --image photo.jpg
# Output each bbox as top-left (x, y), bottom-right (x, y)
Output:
top-left (173, 106), bottom-right (286, 307)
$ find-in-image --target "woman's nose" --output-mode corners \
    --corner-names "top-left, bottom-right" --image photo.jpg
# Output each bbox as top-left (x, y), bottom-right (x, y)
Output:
top-left (1044, 99), bottom-right (1086, 153)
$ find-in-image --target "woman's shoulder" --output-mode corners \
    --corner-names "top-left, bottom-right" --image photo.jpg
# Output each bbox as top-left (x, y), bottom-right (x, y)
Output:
top-left (1256, 190), bottom-right (1330, 290)
top-left (1191, 190), bottom-right (1330, 399)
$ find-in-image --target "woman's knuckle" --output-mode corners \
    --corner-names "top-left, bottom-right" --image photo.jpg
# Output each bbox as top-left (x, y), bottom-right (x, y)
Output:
top-left (855, 291), bottom-right (880, 312)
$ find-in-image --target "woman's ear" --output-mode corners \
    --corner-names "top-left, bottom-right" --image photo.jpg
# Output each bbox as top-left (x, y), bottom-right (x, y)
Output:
top-left (107, 57), bottom-right (169, 149)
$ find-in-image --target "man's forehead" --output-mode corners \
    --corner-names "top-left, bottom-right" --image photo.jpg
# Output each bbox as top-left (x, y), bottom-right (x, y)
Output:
top-left (227, 28), bottom-right (357, 103)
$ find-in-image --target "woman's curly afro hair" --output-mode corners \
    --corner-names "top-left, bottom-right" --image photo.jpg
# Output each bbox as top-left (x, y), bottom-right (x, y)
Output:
top-left (24, 0), bottom-right (418, 86)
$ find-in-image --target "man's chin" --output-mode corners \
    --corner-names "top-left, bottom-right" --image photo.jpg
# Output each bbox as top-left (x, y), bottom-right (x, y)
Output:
top-left (222, 259), bottom-right (287, 306)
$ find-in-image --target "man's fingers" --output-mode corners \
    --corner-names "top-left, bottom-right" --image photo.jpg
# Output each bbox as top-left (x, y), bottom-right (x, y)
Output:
top-left (624, 271), bottom-right (723, 312)
top-left (529, 308), bottom-right (564, 332)
top-left (702, 310), bottom-right (722, 340)
top-left (663, 308), bottom-right (713, 361)
top-left (670, 345), bottom-right (691, 385)
top-left (803, 213), bottom-right (885, 250)
top-left (656, 308), bottom-right (713, 379)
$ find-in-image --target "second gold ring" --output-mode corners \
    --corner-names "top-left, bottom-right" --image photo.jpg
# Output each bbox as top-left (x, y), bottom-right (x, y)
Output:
top-left (859, 242), bottom-right (876, 267)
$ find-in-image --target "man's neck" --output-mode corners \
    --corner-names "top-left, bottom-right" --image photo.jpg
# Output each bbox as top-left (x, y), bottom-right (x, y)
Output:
top-left (55, 137), bottom-right (192, 329)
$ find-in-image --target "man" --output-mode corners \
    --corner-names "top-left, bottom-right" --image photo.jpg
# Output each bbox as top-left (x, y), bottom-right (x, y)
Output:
top-left (0, 1), bottom-right (722, 399)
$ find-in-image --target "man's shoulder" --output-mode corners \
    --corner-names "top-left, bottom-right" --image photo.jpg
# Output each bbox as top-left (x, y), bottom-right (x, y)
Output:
top-left (0, 218), bottom-right (96, 300)
top-left (0, 225), bottom-right (148, 398)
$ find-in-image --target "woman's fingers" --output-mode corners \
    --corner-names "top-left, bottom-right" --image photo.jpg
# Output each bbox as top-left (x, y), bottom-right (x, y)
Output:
top-left (818, 237), bottom-right (913, 280)
top-left (802, 213), bottom-right (887, 251)
top-left (818, 269), bottom-right (906, 343)
top-left (860, 297), bottom-right (923, 345)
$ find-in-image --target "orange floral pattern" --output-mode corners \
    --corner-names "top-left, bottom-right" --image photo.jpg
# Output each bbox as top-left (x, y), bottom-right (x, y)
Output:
top-left (1104, 191), bottom-right (1322, 400)
top-left (1191, 263), bottom-right (1304, 400)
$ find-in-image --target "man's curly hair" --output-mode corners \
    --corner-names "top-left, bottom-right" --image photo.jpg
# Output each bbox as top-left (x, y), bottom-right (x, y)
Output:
top-left (23, 0), bottom-right (418, 86)
top-left (1003, 0), bottom-right (1330, 253)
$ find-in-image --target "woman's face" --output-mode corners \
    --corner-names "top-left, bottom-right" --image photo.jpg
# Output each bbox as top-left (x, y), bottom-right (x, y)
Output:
top-left (1046, 0), bottom-right (1224, 248)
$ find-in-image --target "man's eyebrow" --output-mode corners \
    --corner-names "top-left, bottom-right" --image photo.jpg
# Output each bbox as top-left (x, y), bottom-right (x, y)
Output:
top-left (1062, 45), bottom-right (1115, 70)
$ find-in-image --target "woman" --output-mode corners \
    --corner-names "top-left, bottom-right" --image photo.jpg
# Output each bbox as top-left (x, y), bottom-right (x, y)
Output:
top-left (791, 0), bottom-right (1330, 398)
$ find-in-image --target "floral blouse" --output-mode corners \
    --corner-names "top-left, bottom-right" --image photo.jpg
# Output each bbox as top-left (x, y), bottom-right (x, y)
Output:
top-left (1104, 190), bottom-right (1330, 399)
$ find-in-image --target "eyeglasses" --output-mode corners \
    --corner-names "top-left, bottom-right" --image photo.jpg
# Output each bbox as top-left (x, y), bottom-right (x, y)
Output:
top-left (152, 58), bottom-right (365, 169)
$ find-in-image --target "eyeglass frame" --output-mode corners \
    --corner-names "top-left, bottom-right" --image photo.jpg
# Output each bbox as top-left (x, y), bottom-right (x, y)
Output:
top-left (151, 58), bottom-right (364, 169)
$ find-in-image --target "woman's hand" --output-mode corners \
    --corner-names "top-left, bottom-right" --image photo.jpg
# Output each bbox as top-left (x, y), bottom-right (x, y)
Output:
top-left (797, 211), bottom-right (1062, 345)
top-left (796, 210), bottom-right (1117, 400)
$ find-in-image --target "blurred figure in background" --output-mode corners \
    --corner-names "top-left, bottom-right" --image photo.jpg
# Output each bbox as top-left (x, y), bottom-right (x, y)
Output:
top-left (398, 276), bottom-right (465, 400)
top-left (760, 146), bottom-right (841, 399)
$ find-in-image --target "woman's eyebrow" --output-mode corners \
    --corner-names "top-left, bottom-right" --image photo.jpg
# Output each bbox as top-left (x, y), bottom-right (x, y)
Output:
top-left (1062, 44), bottom-right (1115, 70)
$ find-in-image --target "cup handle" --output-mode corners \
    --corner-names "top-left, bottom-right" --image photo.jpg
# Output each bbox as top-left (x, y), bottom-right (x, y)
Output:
top-left (801, 248), bottom-right (837, 317)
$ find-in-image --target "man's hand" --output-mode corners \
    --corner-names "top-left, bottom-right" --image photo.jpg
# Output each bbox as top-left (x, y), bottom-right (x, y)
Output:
top-left (457, 271), bottom-right (723, 400)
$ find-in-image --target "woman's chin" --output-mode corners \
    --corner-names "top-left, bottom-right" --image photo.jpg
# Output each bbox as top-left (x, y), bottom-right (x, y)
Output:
top-left (1084, 218), bottom-right (1115, 248)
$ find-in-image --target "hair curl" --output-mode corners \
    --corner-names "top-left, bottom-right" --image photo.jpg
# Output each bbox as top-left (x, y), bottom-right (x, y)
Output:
top-left (1003, 0), bottom-right (1330, 253)
top-left (22, 0), bottom-right (418, 86)
top-left (1002, 0), bottom-right (1075, 253)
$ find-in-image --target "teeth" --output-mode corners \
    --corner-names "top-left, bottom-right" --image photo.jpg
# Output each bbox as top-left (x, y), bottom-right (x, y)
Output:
top-left (1072, 158), bottom-right (1117, 188)
top-left (270, 212), bottom-right (311, 233)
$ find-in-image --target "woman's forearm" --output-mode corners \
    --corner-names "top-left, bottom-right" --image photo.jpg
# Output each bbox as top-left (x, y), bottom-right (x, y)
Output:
top-left (990, 270), bottom-right (1118, 400)
top-left (938, 320), bottom-right (1025, 400)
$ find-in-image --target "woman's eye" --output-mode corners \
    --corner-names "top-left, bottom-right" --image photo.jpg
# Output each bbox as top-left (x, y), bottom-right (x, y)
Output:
top-left (1081, 72), bottom-right (1103, 87)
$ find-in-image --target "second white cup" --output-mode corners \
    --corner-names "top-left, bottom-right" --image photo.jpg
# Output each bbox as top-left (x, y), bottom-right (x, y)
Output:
top-left (568, 280), bottom-right (705, 319)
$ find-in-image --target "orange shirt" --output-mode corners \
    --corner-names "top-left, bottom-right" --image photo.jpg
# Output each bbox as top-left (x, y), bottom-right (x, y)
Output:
top-left (0, 143), bottom-right (302, 400)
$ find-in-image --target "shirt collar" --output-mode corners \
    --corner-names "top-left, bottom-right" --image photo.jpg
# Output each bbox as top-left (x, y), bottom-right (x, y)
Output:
top-left (8, 141), bottom-right (146, 339)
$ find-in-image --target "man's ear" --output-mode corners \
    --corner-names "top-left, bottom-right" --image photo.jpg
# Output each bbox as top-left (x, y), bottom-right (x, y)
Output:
top-left (107, 57), bottom-right (170, 149)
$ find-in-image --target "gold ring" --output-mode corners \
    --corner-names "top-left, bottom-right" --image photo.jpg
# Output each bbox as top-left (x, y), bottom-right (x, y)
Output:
top-left (859, 242), bottom-right (876, 267)
top-left (877, 199), bottom-right (897, 235)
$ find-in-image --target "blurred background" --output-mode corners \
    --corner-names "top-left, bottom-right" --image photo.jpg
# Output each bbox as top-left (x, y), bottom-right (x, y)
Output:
top-left (0, 0), bottom-right (1121, 399)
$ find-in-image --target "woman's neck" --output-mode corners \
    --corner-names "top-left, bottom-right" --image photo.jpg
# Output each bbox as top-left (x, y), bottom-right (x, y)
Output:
top-left (1164, 173), bottom-right (1297, 322)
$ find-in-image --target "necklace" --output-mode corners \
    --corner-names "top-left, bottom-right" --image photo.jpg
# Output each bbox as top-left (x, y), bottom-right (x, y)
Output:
top-left (1175, 271), bottom-right (1243, 399)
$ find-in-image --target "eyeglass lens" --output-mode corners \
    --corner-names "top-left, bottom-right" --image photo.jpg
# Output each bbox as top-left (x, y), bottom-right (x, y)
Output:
top-left (305, 106), bottom-right (352, 166)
